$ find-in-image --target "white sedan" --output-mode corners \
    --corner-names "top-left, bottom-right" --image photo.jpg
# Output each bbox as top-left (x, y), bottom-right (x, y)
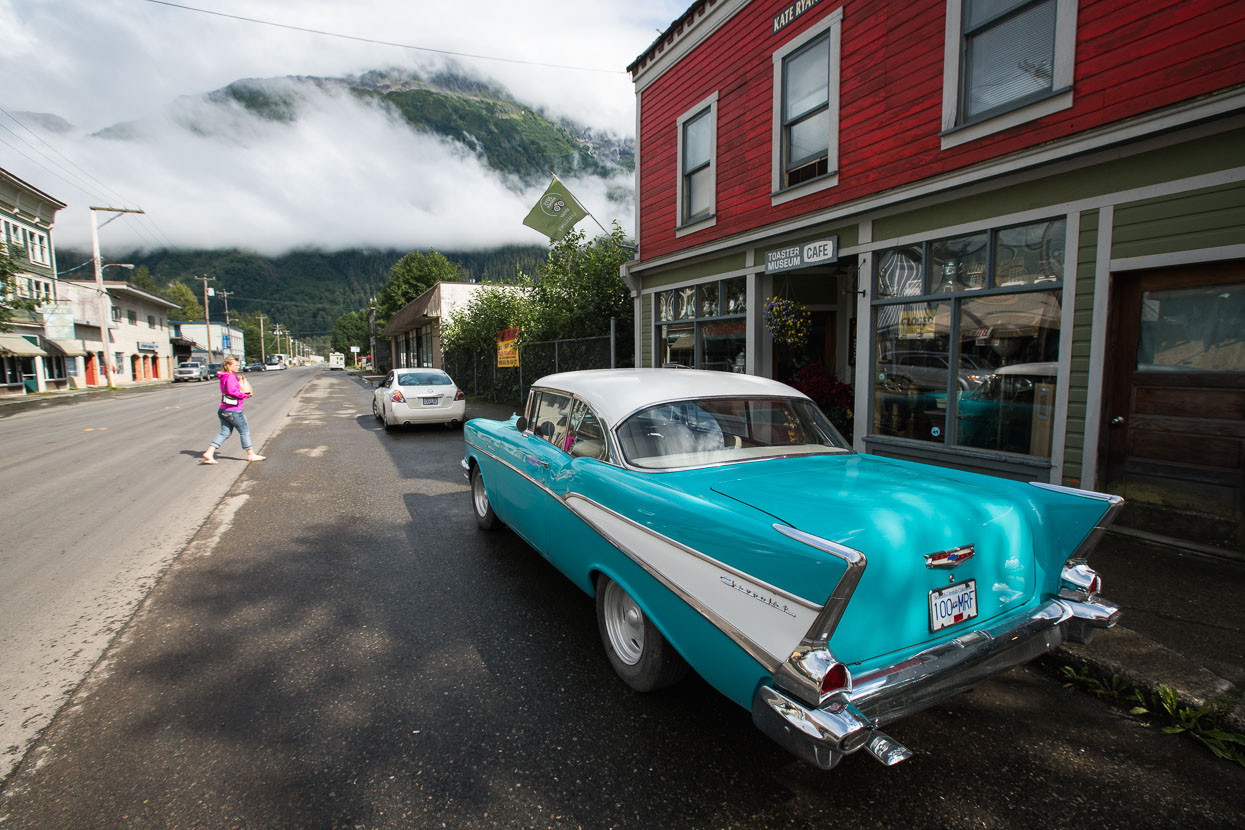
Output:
top-left (372, 369), bottom-right (466, 429)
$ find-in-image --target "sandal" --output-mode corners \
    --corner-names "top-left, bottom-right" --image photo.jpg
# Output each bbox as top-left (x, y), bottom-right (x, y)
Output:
top-left (247, 455), bottom-right (266, 462)
top-left (200, 457), bottom-right (219, 465)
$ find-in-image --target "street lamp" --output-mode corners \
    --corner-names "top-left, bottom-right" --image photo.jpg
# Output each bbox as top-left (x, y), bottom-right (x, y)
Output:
top-left (90, 206), bottom-right (144, 387)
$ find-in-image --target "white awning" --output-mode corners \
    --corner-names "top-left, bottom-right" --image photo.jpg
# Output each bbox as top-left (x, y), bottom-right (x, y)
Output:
top-left (46, 340), bottom-right (87, 356)
top-left (0, 334), bottom-right (48, 357)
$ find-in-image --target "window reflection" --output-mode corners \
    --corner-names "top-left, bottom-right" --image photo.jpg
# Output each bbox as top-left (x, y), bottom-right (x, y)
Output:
top-left (873, 300), bottom-right (951, 443)
top-left (994, 219), bottom-right (1065, 286)
top-left (661, 322), bottom-right (695, 368)
top-left (700, 320), bottom-right (747, 373)
top-left (932, 233), bottom-right (987, 293)
top-left (878, 246), bottom-right (924, 298)
top-left (956, 290), bottom-right (1061, 455)
top-left (1138, 283), bottom-right (1245, 372)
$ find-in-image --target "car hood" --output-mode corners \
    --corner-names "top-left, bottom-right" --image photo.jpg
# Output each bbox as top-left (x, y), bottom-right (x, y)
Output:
top-left (708, 454), bottom-right (1052, 664)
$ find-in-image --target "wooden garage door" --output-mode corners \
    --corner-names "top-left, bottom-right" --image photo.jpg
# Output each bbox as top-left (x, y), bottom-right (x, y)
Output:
top-left (1103, 261), bottom-right (1244, 551)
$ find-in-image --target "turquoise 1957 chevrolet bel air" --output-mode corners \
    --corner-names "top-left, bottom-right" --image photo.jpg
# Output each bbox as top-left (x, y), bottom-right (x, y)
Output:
top-left (461, 369), bottom-right (1121, 769)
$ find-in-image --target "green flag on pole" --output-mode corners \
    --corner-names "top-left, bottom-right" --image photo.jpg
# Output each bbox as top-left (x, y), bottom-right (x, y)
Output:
top-left (523, 177), bottom-right (588, 241)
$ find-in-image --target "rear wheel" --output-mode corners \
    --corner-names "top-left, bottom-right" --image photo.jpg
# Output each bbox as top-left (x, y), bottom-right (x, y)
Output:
top-left (470, 465), bottom-right (498, 530)
top-left (596, 577), bottom-right (688, 692)
top-left (372, 398), bottom-right (383, 422)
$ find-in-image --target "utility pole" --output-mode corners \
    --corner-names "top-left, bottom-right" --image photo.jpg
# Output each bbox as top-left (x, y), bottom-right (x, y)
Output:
top-left (256, 314), bottom-right (266, 363)
top-left (89, 206), bottom-right (145, 387)
top-left (197, 276), bottom-right (215, 360)
top-left (218, 290), bottom-right (233, 357)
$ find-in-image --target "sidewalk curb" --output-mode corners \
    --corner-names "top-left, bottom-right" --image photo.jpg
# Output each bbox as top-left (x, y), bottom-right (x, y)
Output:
top-left (1050, 625), bottom-right (1245, 734)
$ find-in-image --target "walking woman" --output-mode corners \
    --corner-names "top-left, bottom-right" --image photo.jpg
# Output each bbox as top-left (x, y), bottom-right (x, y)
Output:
top-left (200, 356), bottom-right (265, 464)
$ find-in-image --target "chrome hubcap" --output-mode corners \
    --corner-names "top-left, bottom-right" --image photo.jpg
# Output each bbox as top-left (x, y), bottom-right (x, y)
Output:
top-left (472, 472), bottom-right (489, 517)
top-left (603, 581), bottom-right (644, 665)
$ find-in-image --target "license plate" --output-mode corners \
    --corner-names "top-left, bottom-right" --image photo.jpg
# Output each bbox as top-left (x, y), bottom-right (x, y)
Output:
top-left (929, 580), bottom-right (977, 632)
top-left (422, 397), bottom-right (439, 406)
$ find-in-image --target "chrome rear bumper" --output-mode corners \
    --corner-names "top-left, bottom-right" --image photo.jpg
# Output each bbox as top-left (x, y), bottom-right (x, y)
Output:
top-left (752, 595), bottom-right (1119, 769)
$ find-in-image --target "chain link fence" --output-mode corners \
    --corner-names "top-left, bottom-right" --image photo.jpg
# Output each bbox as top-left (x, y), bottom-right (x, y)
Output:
top-left (444, 324), bottom-right (627, 408)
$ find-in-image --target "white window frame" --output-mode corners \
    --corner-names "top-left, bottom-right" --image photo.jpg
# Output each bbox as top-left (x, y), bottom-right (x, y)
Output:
top-left (940, 0), bottom-right (1078, 150)
top-left (675, 92), bottom-right (719, 236)
top-left (771, 7), bottom-right (843, 207)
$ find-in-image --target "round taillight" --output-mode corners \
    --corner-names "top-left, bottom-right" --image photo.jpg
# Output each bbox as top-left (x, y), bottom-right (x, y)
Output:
top-left (393, 390), bottom-right (405, 403)
top-left (820, 662), bottom-right (850, 698)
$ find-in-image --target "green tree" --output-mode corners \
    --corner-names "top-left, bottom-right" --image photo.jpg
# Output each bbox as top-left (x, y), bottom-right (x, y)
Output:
top-left (524, 225), bottom-right (634, 341)
top-left (164, 280), bottom-right (204, 321)
top-left (130, 265), bottom-right (157, 291)
top-left (331, 310), bottom-right (369, 355)
top-left (0, 244), bottom-right (36, 331)
top-left (374, 249), bottom-right (464, 323)
top-left (440, 281), bottom-right (535, 353)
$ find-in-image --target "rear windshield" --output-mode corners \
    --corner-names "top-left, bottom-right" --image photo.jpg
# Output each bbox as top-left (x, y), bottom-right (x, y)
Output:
top-left (398, 372), bottom-right (452, 386)
top-left (616, 397), bottom-right (849, 469)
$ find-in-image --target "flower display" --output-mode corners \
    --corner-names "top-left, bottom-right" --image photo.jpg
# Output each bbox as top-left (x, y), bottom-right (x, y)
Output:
top-left (763, 297), bottom-right (811, 346)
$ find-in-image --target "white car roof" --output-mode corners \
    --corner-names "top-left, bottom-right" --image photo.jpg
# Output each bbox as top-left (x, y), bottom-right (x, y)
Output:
top-left (531, 369), bottom-right (810, 427)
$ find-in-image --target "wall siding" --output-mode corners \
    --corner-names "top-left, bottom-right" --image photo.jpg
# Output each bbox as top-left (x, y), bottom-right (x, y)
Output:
top-left (1064, 209), bottom-right (1101, 487)
top-left (636, 0), bottom-right (1245, 262)
top-left (1112, 180), bottom-right (1245, 260)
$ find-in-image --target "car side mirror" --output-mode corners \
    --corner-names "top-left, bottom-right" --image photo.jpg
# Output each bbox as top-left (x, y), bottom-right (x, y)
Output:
top-left (515, 416), bottom-right (528, 433)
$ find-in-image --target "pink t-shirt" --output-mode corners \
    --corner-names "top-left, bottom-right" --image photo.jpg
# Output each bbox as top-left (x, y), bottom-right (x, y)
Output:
top-left (218, 372), bottom-right (250, 411)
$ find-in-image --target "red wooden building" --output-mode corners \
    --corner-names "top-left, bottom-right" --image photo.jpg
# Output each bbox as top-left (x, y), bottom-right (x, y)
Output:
top-left (625, 0), bottom-right (1245, 551)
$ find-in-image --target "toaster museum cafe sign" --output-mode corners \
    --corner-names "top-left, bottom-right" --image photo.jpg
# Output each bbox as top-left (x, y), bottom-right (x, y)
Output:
top-left (764, 237), bottom-right (838, 274)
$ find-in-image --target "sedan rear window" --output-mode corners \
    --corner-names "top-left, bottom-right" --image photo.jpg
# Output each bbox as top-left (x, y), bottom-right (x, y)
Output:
top-left (616, 397), bottom-right (849, 469)
top-left (398, 372), bottom-right (452, 386)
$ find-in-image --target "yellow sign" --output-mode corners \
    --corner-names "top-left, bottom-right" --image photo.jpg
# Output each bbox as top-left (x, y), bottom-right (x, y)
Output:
top-left (497, 327), bottom-right (519, 368)
top-left (898, 307), bottom-right (935, 340)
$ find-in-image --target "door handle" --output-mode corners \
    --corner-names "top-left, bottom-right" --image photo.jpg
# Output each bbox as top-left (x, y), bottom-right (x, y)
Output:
top-left (525, 455), bottom-right (550, 469)
top-left (1110, 416), bottom-right (1126, 426)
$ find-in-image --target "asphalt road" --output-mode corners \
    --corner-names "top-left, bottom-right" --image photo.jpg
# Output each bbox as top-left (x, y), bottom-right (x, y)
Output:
top-left (1, 372), bottom-right (1240, 828)
top-left (0, 366), bottom-right (313, 782)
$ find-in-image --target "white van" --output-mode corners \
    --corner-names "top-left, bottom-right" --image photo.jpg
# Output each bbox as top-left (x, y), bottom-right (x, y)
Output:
top-left (328, 352), bottom-right (345, 370)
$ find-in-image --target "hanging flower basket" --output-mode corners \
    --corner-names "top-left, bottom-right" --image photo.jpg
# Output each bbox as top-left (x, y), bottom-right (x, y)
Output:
top-left (763, 297), bottom-right (811, 346)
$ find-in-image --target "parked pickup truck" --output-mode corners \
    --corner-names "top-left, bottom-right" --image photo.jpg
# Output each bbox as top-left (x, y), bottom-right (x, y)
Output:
top-left (174, 361), bottom-right (208, 382)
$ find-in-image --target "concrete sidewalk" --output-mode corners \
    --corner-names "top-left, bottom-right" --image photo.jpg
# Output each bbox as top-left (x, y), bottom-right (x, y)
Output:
top-left (1053, 531), bottom-right (1245, 732)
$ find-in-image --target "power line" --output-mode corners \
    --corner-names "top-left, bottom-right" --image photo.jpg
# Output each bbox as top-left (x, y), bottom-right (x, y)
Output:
top-left (140, 0), bottom-right (625, 74)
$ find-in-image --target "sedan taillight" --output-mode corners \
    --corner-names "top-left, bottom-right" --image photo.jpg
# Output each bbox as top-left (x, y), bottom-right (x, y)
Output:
top-left (454, 389), bottom-right (465, 401)
top-left (392, 390), bottom-right (406, 404)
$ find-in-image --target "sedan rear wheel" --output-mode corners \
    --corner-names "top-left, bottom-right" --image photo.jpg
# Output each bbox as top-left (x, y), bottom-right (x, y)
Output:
top-left (372, 398), bottom-right (383, 422)
top-left (596, 577), bottom-right (688, 692)
top-left (470, 465), bottom-right (498, 530)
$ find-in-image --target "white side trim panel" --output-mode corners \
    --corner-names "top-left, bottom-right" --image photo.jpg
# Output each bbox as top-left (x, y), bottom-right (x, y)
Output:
top-left (566, 496), bottom-right (815, 666)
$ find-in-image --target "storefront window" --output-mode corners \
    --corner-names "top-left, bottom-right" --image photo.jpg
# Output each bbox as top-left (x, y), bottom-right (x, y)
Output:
top-left (700, 282), bottom-right (719, 317)
top-left (656, 277), bottom-right (747, 372)
top-left (932, 233), bottom-right (988, 293)
top-left (658, 291), bottom-right (675, 322)
top-left (872, 218), bottom-right (1065, 457)
top-left (700, 320), bottom-right (747, 373)
top-left (661, 322), bottom-right (695, 368)
top-left (877, 246), bottom-right (924, 298)
top-left (873, 300), bottom-right (951, 443)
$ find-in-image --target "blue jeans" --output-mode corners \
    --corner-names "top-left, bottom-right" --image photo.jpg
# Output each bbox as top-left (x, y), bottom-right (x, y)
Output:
top-left (210, 408), bottom-right (252, 451)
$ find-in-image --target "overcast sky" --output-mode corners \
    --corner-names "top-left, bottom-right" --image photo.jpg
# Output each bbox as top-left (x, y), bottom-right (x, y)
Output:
top-left (0, 0), bottom-right (684, 256)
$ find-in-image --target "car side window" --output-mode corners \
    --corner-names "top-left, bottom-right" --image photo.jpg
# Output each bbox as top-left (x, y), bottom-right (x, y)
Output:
top-left (532, 392), bottom-right (573, 448)
top-left (566, 400), bottom-right (609, 461)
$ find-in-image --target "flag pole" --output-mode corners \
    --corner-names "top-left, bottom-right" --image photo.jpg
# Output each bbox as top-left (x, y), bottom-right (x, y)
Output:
top-left (550, 172), bottom-right (636, 254)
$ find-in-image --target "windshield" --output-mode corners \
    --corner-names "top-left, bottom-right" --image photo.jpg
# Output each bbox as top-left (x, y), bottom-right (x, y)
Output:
top-left (398, 372), bottom-right (452, 386)
top-left (616, 397), bottom-right (850, 469)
